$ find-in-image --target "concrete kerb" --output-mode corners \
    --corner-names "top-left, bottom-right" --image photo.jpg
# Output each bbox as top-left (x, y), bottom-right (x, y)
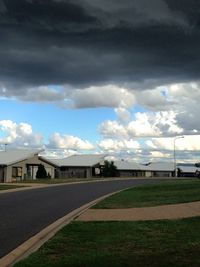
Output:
top-left (0, 179), bottom-right (129, 195)
top-left (0, 184), bottom-right (49, 194)
top-left (0, 187), bottom-right (130, 267)
top-left (0, 177), bottom-right (186, 195)
top-left (0, 178), bottom-right (152, 194)
top-left (0, 179), bottom-right (122, 194)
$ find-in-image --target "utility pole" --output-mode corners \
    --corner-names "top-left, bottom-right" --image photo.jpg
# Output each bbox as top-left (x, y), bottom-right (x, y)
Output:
top-left (174, 136), bottom-right (184, 177)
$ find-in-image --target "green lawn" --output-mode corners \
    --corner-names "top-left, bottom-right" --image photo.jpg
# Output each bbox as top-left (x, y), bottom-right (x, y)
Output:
top-left (14, 218), bottom-right (200, 267)
top-left (0, 185), bottom-right (26, 191)
top-left (94, 180), bottom-right (200, 208)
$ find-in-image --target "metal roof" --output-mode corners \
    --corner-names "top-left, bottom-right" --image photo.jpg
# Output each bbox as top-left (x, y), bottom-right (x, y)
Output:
top-left (178, 166), bottom-right (200, 173)
top-left (114, 161), bottom-right (141, 170)
top-left (0, 149), bottom-right (42, 166)
top-left (141, 162), bottom-right (175, 172)
top-left (114, 161), bottom-right (175, 172)
top-left (49, 154), bottom-right (106, 167)
top-left (39, 156), bottom-right (59, 167)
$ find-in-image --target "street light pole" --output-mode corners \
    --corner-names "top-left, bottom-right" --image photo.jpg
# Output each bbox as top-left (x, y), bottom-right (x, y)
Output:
top-left (4, 143), bottom-right (7, 152)
top-left (174, 136), bottom-right (184, 177)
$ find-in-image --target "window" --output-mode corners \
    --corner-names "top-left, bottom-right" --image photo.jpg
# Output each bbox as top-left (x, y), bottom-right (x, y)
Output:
top-left (12, 167), bottom-right (22, 178)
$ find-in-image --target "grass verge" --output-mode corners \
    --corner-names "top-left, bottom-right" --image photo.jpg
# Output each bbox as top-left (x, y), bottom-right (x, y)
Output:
top-left (16, 178), bottom-right (112, 184)
top-left (0, 185), bottom-right (26, 191)
top-left (14, 217), bottom-right (200, 267)
top-left (94, 180), bottom-right (200, 208)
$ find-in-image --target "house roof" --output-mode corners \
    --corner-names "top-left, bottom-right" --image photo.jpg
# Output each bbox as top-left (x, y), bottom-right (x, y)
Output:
top-left (114, 161), bottom-right (141, 170)
top-left (141, 162), bottom-right (175, 172)
top-left (0, 149), bottom-right (42, 166)
top-left (39, 156), bottom-right (60, 167)
top-left (114, 161), bottom-right (175, 172)
top-left (178, 166), bottom-right (200, 173)
top-left (48, 154), bottom-right (106, 167)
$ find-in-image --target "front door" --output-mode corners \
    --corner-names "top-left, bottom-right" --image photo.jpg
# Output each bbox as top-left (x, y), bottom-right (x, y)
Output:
top-left (0, 167), bottom-right (4, 182)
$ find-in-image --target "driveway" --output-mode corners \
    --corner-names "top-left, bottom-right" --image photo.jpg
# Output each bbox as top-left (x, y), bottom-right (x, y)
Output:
top-left (0, 178), bottom-right (169, 258)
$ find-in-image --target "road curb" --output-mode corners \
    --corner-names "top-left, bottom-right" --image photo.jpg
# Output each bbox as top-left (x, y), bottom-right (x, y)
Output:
top-left (0, 177), bottom-right (183, 195)
top-left (0, 178), bottom-right (130, 194)
top-left (0, 187), bottom-right (128, 267)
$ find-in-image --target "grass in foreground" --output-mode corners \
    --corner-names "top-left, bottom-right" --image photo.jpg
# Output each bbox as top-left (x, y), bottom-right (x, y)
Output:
top-left (94, 180), bottom-right (200, 208)
top-left (15, 217), bottom-right (200, 267)
top-left (0, 185), bottom-right (25, 190)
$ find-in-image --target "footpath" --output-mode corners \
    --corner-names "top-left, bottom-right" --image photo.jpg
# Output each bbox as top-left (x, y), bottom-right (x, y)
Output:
top-left (76, 201), bottom-right (200, 221)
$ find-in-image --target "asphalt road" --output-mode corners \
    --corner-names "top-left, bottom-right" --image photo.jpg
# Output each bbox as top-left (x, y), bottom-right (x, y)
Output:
top-left (0, 178), bottom-right (168, 258)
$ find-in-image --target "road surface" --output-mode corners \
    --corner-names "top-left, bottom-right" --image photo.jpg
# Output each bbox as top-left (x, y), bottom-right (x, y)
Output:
top-left (0, 179), bottom-right (168, 257)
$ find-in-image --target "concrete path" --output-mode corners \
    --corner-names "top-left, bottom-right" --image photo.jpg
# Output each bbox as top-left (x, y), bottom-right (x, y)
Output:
top-left (76, 201), bottom-right (200, 221)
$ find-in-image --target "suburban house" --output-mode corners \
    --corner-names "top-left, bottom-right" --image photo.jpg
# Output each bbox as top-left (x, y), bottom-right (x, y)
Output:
top-left (50, 154), bottom-right (106, 179)
top-left (0, 149), bottom-right (56, 182)
top-left (141, 162), bottom-right (174, 177)
top-left (114, 161), bottom-right (143, 177)
top-left (177, 164), bottom-right (200, 177)
top-left (114, 161), bottom-right (174, 177)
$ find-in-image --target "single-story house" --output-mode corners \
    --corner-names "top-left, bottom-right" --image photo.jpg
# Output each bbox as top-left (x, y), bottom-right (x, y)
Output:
top-left (114, 161), bottom-right (174, 177)
top-left (141, 162), bottom-right (174, 177)
top-left (177, 165), bottom-right (200, 177)
top-left (50, 154), bottom-right (106, 179)
top-left (114, 161), bottom-right (144, 177)
top-left (0, 149), bottom-right (56, 182)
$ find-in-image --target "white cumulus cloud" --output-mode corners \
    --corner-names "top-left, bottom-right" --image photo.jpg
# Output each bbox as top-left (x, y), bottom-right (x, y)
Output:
top-left (48, 133), bottom-right (94, 150)
top-left (146, 135), bottom-right (200, 151)
top-left (0, 120), bottom-right (42, 148)
top-left (99, 110), bottom-right (183, 139)
top-left (68, 85), bottom-right (136, 109)
top-left (115, 107), bottom-right (131, 123)
top-left (98, 138), bottom-right (140, 152)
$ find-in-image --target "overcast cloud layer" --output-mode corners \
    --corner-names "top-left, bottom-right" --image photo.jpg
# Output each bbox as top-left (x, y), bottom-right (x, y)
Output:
top-left (0, 0), bottom-right (200, 90)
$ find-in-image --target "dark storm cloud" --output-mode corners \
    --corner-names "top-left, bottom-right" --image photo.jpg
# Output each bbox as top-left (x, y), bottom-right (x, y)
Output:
top-left (1, 0), bottom-right (200, 90)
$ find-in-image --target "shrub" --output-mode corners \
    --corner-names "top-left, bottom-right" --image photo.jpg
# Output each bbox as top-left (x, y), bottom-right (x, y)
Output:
top-left (102, 160), bottom-right (118, 177)
top-left (36, 164), bottom-right (48, 179)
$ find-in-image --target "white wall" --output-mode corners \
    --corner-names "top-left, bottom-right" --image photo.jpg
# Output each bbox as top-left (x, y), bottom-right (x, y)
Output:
top-left (5, 155), bottom-right (55, 182)
top-left (145, 171), bottom-right (152, 177)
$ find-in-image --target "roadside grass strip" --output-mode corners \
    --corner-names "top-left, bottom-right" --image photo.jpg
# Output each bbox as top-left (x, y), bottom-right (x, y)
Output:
top-left (16, 178), bottom-right (114, 184)
top-left (93, 180), bottom-right (200, 208)
top-left (14, 218), bottom-right (200, 267)
top-left (0, 185), bottom-right (26, 191)
top-left (16, 178), bottom-right (93, 184)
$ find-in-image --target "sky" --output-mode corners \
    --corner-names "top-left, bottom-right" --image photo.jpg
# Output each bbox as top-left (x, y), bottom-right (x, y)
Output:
top-left (1, 0), bottom-right (200, 162)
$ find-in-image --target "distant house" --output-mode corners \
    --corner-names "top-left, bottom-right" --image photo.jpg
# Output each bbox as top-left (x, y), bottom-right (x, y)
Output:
top-left (49, 154), bottom-right (106, 179)
top-left (141, 162), bottom-right (174, 177)
top-left (177, 164), bottom-right (200, 177)
top-left (0, 149), bottom-right (56, 182)
top-left (114, 161), bottom-right (174, 178)
top-left (114, 161), bottom-right (143, 177)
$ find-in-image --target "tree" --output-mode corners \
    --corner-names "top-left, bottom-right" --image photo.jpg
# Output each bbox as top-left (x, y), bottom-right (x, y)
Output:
top-left (177, 168), bottom-right (182, 177)
top-left (102, 160), bottom-right (118, 177)
top-left (36, 164), bottom-right (48, 179)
